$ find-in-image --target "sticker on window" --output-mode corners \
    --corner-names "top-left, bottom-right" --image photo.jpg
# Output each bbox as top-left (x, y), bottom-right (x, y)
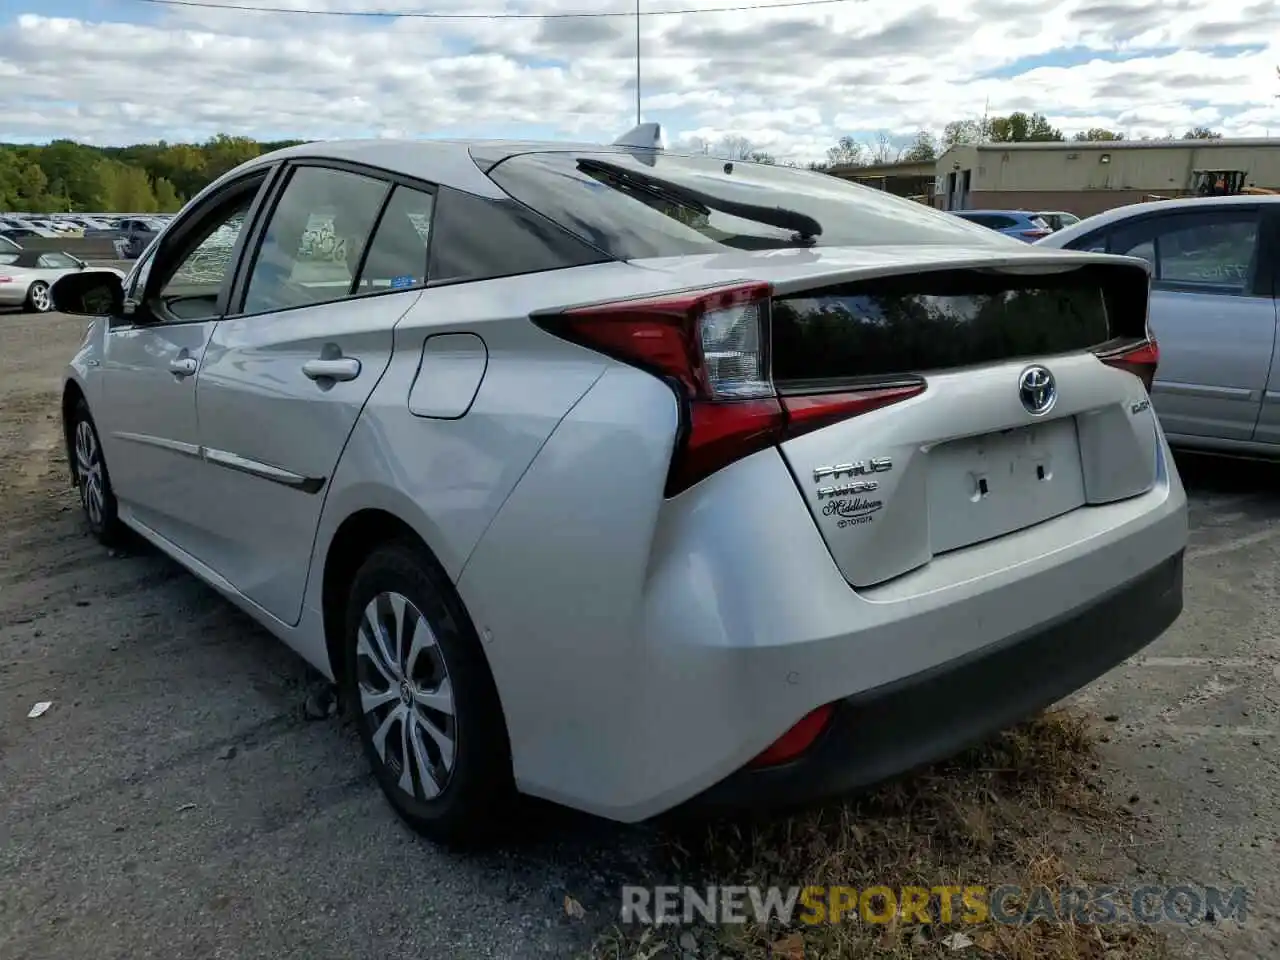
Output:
top-left (390, 275), bottom-right (418, 289)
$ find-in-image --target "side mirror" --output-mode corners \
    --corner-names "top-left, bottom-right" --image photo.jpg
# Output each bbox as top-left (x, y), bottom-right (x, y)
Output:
top-left (51, 270), bottom-right (125, 317)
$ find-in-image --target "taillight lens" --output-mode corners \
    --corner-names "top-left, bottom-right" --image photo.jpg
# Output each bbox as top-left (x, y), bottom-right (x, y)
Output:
top-left (1096, 338), bottom-right (1159, 393)
top-left (1020, 229), bottom-right (1052, 240)
top-left (534, 283), bottom-right (925, 496)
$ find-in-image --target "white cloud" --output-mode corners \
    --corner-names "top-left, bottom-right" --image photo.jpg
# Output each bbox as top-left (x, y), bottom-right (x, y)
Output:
top-left (2, 0), bottom-right (1279, 163)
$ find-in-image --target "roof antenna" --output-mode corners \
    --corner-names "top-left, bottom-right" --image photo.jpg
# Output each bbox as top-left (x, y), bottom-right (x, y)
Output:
top-left (613, 122), bottom-right (664, 150)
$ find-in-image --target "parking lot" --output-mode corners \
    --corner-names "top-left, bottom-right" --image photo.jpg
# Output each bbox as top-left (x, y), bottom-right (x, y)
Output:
top-left (3, 309), bottom-right (1280, 960)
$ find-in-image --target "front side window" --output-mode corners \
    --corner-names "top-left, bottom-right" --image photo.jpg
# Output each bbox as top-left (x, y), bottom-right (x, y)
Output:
top-left (158, 203), bottom-right (252, 319)
top-left (242, 165), bottom-right (389, 314)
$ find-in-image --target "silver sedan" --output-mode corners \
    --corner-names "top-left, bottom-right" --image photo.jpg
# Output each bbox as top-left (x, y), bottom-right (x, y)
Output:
top-left (0, 250), bottom-right (123, 313)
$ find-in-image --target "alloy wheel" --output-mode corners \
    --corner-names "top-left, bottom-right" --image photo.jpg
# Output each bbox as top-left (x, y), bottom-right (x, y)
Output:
top-left (74, 420), bottom-right (104, 527)
top-left (29, 283), bottom-right (51, 312)
top-left (356, 591), bottom-right (457, 800)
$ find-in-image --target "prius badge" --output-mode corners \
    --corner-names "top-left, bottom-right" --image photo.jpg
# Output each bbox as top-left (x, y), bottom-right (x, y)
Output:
top-left (1019, 365), bottom-right (1056, 417)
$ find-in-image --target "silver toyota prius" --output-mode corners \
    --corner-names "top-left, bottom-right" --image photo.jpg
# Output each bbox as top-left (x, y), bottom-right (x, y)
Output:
top-left (53, 127), bottom-right (1187, 846)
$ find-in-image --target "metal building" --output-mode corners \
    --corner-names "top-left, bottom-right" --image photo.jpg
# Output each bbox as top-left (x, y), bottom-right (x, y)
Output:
top-left (933, 138), bottom-right (1280, 216)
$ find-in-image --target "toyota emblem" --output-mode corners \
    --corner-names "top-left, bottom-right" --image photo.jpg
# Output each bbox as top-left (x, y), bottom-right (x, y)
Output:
top-left (1019, 365), bottom-right (1056, 416)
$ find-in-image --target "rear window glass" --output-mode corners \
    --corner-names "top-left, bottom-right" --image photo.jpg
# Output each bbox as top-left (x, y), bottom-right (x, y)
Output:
top-left (486, 151), bottom-right (1000, 260)
top-left (772, 272), bottom-right (1113, 387)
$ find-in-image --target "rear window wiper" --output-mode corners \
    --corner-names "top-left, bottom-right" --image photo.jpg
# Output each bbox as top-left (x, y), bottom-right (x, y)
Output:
top-left (576, 158), bottom-right (823, 240)
top-left (578, 159), bottom-right (711, 217)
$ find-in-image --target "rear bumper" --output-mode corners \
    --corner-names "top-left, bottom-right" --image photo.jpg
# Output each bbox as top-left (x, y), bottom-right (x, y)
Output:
top-left (686, 548), bottom-right (1183, 813)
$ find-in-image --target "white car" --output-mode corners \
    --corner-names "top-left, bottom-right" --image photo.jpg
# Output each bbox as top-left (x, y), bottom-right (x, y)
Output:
top-left (0, 249), bottom-right (122, 313)
top-left (51, 127), bottom-right (1187, 845)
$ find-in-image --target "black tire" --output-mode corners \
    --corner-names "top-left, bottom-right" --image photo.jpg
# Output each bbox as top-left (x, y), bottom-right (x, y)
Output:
top-left (341, 539), bottom-right (515, 846)
top-left (69, 399), bottom-right (124, 545)
top-left (25, 281), bottom-right (51, 313)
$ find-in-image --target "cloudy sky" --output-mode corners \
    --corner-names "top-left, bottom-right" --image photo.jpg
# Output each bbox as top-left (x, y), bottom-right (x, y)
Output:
top-left (2, 0), bottom-right (1278, 163)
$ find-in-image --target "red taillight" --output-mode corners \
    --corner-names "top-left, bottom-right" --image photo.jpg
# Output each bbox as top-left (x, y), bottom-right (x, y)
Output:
top-left (749, 704), bottom-right (835, 768)
top-left (1096, 338), bottom-right (1159, 393)
top-left (0, 277), bottom-right (11, 283)
top-left (534, 283), bottom-right (925, 496)
top-left (1020, 229), bottom-right (1052, 239)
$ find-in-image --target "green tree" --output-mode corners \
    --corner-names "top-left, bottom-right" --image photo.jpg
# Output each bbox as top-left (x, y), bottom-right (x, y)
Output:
top-left (153, 176), bottom-right (183, 212)
top-left (1073, 128), bottom-right (1124, 141)
top-left (99, 161), bottom-right (157, 213)
top-left (988, 111), bottom-right (1064, 142)
top-left (1182, 126), bottom-right (1223, 140)
top-left (0, 149), bottom-right (52, 211)
top-left (202, 134), bottom-right (261, 179)
top-left (901, 130), bottom-right (938, 161)
top-left (31, 140), bottom-right (107, 210)
top-left (942, 119), bottom-right (985, 148)
top-left (824, 135), bottom-right (865, 168)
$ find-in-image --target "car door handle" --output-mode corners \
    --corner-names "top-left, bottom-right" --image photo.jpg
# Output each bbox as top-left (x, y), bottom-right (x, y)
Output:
top-left (169, 357), bottom-right (198, 377)
top-left (302, 358), bottom-right (361, 382)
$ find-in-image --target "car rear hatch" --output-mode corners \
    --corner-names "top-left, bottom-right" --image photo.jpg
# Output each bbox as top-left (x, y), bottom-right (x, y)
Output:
top-left (485, 148), bottom-right (1160, 588)
top-left (767, 257), bottom-right (1159, 587)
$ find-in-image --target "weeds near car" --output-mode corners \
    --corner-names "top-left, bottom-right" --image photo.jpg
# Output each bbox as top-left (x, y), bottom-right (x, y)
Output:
top-left (586, 710), bottom-right (1168, 959)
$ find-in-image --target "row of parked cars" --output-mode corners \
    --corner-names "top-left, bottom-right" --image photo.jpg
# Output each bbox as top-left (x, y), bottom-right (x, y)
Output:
top-left (0, 212), bottom-right (173, 259)
top-left (0, 218), bottom-right (138, 313)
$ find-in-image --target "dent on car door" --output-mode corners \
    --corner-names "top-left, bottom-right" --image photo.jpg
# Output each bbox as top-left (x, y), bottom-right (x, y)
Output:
top-left (99, 171), bottom-right (272, 550)
top-left (1109, 207), bottom-right (1272, 442)
top-left (189, 163), bottom-right (426, 626)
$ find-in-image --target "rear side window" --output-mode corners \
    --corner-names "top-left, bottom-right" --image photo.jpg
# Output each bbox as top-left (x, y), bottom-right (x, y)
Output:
top-left (1110, 209), bottom-right (1259, 293)
top-left (487, 151), bottom-right (999, 261)
top-left (771, 269), bottom-right (1120, 388)
top-left (356, 185), bottom-right (434, 293)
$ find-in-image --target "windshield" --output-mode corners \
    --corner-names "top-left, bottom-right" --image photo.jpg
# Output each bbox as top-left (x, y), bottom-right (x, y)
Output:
top-left (486, 150), bottom-right (1000, 260)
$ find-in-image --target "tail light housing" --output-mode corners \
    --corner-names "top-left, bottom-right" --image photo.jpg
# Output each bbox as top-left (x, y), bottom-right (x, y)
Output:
top-left (1020, 229), bottom-right (1052, 240)
top-left (533, 283), bottom-right (925, 496)
top-left (1096, 338), bottom-right (1159, 394)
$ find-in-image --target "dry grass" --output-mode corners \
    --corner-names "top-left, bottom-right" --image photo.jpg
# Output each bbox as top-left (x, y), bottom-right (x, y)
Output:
top-left (586, 710), bottom-right (1168, 960)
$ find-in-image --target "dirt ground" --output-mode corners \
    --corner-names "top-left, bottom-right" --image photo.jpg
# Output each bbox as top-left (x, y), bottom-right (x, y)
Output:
top-left (2, 309), bottom-right (1279, 960)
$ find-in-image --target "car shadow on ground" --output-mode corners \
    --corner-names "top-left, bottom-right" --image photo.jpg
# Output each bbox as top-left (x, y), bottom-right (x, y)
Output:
top-left (1175, 448), bottom-right (1280, 497)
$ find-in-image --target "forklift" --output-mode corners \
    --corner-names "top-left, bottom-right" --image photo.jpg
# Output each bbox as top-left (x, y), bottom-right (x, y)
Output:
top-left (1190, 169), bottom-right (1278, 197)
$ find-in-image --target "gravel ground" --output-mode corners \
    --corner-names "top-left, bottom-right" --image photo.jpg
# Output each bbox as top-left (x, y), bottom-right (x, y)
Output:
top-left (2, 309), bottom-right (1279, 959)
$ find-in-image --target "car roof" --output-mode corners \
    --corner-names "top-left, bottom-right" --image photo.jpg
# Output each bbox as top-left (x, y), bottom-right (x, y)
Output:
top-left (953, 209), bottom-right (1038, 217)
top-left (215, 138), bottom-right (698, 205)
top-left (6, 250), bottom-right (59, 268)
top-left (1041, 193), bottom-right (1280, 246)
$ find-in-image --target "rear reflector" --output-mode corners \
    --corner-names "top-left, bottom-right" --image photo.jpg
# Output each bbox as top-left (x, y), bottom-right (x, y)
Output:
top-left (534, 284), bottom-right (925, 496)
top-left (749, 704), bottom-right (835, 768)
top-left (1096, 338), bottom-right (1159, 393)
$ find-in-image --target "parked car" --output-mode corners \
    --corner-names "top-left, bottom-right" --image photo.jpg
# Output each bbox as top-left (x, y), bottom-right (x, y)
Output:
top-left (52, 128), bottom-right (1186, 845)
top-left (83, 217), bottom-right (163, 258)
top-left (1037, 211), bottom-right (1081, 232)
top-left (0, 225), bottom-right (60, 243)
top-left (1037, 195), bottom-right (1280, 455)
top-left (950, 209), bottom-right (1053, 241)
top-left (0, 250), bottom-right (123, 313)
